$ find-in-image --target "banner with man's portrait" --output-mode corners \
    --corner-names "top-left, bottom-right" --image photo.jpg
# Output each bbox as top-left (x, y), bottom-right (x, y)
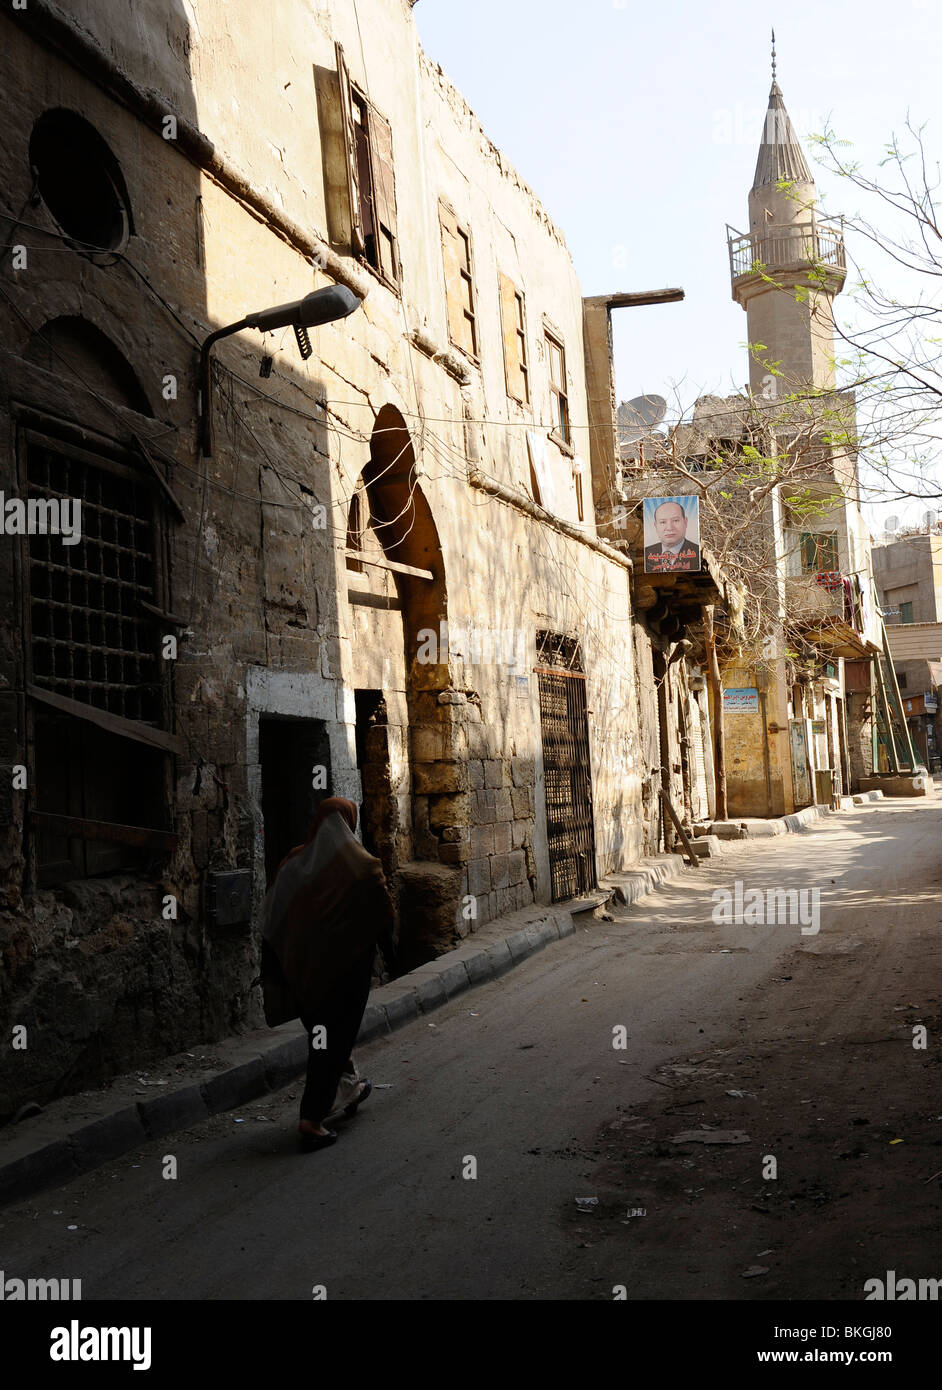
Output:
top-left (643, 496), bottom-right (701, 574)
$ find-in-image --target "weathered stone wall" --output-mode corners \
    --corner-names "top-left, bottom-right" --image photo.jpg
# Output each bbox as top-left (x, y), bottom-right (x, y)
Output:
top-left (0, 0), bottom-right (651, 1119)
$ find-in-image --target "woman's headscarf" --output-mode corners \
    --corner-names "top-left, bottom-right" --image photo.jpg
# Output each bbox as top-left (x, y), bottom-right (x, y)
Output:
top-left (260, 798), bottom-right (387, 1014)
top-left (305, 796), bottom-right (357, 841)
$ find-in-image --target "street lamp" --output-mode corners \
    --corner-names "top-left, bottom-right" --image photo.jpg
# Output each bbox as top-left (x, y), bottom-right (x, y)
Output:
top-left (198, 284), bottom-right (361, 456)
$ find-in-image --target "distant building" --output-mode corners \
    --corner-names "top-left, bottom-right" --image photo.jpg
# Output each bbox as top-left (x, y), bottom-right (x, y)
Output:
top-left (872, 534), bottom-right (942, 626)
top-left (872, 538), bottom-right (942, 767)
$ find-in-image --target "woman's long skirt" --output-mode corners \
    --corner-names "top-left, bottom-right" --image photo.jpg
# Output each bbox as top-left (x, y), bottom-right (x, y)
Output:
top-left (299, 943), bottom-right (375, 1124)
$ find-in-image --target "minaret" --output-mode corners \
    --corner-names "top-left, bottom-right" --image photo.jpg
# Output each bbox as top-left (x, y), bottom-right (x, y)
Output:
top-left (728, 33), bottom-right (846, 395)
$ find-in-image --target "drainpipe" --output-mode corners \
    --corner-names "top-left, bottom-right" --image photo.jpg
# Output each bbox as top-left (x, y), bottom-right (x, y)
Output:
top-left (758, 688), bottom-right (774, 816)
top-left (655, 648), bottom-right (672, 851)
top-left (703, 606), bottom-right (727, 820)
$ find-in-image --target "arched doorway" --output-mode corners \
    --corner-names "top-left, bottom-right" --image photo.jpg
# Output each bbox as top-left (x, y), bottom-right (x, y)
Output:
top-left (346, 407), bottom-right (464, 965)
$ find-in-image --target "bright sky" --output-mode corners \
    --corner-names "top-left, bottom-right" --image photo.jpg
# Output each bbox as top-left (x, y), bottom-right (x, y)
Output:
top-left (415, 0), bottom-right (942, 529)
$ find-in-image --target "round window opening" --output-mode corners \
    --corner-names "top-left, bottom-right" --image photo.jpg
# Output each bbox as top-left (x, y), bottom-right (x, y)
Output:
top-left (29, 110), bottom-right (132, 259)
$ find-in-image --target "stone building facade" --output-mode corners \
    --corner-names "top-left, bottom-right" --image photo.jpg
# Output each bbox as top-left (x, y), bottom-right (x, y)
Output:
top-left (0, 0), bottom-right (658, 1118)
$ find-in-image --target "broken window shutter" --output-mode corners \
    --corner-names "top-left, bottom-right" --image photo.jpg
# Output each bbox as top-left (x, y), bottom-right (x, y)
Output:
top-left (335, 42), bottom-right (365, 256)
top-left (368, 106), bottom-right (399, 283)
top-left (527, 430), bottom-right (556, 513)
top-left (439, 202), bottom-right (467, 351)
top-left (499, 271), bottom-right (524, 401)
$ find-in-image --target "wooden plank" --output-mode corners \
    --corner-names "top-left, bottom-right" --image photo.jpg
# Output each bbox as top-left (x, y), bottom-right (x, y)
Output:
top-left (658, 788), bottom-right (699, 869)
top-left (27, 683), bottom-right (185, 755)
top-left (344, 550), bottom-right (433, 580)
top-left (129, 433), bottom-right (186, 522)
top-left (29, 810), bottom-right (178, 852)
top-left (532, 666), bottom-right (586, 681)
top-left (585, 289), bottom-right (685, 309)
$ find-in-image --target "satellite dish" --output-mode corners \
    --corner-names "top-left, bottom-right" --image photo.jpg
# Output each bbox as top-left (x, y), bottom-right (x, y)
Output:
top-left (617, 394), bottom-right (668, 442)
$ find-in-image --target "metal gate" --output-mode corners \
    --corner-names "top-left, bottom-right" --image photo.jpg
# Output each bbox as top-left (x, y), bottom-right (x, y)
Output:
top-left (536, 634), bottom-right (597, 902)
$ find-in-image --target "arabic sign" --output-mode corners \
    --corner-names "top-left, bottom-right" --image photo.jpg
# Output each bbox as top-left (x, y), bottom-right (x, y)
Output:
top-left (723, 687), bottom-right (758, 712)
top-left (643, 495), bottom-right (701, 575)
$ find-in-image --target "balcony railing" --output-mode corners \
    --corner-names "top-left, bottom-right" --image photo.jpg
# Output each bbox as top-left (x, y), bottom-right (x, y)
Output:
top-left (728, 221), bottom-right (846, 283)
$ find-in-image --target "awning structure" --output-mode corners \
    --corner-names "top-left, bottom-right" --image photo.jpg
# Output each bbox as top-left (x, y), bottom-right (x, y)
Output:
top-left (633, 544), bottom-right (741, 632)
top-left (790, 612), bottom-right (880, 660)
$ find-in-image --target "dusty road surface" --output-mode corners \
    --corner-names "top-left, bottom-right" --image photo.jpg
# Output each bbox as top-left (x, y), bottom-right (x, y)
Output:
top-left (2, 795), bottom-right (942, 1301)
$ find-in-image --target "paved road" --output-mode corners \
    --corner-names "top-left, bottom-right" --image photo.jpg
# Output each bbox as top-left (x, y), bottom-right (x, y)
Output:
top-left (1, 796), bottom-right (941, 1300)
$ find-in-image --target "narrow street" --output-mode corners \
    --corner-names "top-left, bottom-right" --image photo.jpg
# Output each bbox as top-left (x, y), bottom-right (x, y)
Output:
top-left (2, 794), bottom-right (941, 1301)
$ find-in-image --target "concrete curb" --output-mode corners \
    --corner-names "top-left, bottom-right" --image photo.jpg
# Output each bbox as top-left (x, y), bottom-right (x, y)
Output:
top-left (711, 792), bottom-right (885, 840)
top-left (0, 906), bottom-right (575, 1208)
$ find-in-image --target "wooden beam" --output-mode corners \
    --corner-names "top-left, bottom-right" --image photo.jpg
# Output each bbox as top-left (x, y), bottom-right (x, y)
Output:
top-left (129, 432), bottom-right (187, 522)
top-left (344, 551), bottom-right (434, 580)
top-left (27, 683), bottom-right (185, 755)
top-left (584, 289), bottom-right (685, 310)
top-left (532, 666), bottom-right (586, 681)
top-left (29, 810), bottom-right (178, 852)
top-left (658, 788), bottom-right (698, 869)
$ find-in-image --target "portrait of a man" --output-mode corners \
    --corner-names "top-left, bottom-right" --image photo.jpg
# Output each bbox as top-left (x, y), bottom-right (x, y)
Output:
top-left (643, 496), bottom-right (701, 574)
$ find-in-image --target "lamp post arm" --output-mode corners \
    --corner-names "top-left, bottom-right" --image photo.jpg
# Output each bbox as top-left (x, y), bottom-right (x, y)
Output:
top-left (198, 317), bottom-right (249, 458)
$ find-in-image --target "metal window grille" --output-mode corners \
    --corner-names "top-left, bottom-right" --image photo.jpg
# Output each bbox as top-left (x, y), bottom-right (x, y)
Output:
top-left (26, 440), bottom-right (162, 723)
top-left (535, 632), bottom-right (597, 902)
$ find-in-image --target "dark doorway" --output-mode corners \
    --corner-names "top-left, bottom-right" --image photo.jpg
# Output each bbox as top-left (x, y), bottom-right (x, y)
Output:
top-left (354, 689), bottom-right (396, 885)
top-left (259, 716), bottom-right (331, 887)
top-left (536, 632), bottom-right (597, 902)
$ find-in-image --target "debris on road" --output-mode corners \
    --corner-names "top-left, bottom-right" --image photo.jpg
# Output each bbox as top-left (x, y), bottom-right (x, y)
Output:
top-left (671, 1130), bottom-right (750, 1145)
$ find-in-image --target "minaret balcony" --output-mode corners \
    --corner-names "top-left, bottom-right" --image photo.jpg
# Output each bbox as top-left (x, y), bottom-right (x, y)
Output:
top-left (728, 221), bottom-right (846, 302)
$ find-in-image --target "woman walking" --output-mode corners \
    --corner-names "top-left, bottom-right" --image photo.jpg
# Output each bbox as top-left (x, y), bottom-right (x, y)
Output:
top-left (259, 797), bottom-right (395, 1151)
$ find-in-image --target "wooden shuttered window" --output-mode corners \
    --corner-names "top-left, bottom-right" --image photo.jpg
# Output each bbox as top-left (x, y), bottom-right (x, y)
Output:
top-left (335, 43), bottom-right (399, 286)
top-left (499, 271), bottom-right (529, 403)
top-left (335, 42), bottom-right (365, 256)
top-left (367, 106), bottom-right (399, 285)
top-left (439, 201), bottom-right (477, 359)
top-left (800, 531), bottom-right (839, 574)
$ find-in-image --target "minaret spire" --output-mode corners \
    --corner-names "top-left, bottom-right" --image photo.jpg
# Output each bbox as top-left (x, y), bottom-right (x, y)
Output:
top-left (729, 35), bottom-right (847, 393)
top-left (751, 36), bottom-right (813, 193)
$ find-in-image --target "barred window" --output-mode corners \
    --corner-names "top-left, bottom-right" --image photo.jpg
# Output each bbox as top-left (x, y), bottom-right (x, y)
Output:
top-left (22, 430), bottom-right (172, 884)
top-left (27, 441), bottom-right (163, 722)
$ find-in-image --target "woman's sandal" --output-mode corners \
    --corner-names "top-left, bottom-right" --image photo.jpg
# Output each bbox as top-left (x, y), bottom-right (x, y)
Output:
top-left (343, 1078), bottom-right (372, 1118)
top-left (299, 1126), bottom-right (338, 1152)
